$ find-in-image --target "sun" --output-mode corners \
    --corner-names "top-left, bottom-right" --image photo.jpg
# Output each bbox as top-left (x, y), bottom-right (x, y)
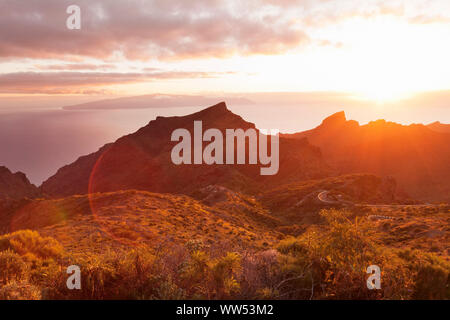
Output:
top-left (356, 86), bottom-right (411, 104)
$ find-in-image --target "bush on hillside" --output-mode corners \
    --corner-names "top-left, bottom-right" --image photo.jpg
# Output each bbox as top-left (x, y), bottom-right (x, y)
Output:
top-left (0, 230), bottom-right (63, 259)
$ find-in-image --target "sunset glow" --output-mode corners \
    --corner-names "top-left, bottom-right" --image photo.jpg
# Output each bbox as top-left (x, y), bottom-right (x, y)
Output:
top-left (1, 0), bottom-right (450, 106)
top-left (1, 0), bottom-right (450, 183)
top-left (0, 1), bottom-right (450, 304)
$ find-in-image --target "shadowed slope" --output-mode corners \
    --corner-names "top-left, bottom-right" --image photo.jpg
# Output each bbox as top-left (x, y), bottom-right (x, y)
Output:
top-left (283, 112), bottom-right (450, 202)
top-left (0, 166), bottom-right (40, 199)
top-left (41, 102), bottom-right (328, 197)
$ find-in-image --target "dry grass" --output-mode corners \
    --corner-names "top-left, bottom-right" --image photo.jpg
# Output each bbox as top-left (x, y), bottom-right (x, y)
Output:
top-left (7, 190), bottom-right (281, 255)
top-left (0, 187), bottom-right (448, 300)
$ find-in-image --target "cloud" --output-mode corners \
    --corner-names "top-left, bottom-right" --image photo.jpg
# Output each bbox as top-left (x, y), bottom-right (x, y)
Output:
top-left (298, 1), bottom-right (406, 27)
top-left (62, 94), bottom-right (253, 110)
top-left (0, 70), bottom-right (232, 94)
top-left (34, 63), bottom-right (117, 71)
top-left (0, 0), bottom-right (309, 61)
top-left (2, 0), bottom-right (449, 63)
top-left (409, 14), bottom-right (450, 24)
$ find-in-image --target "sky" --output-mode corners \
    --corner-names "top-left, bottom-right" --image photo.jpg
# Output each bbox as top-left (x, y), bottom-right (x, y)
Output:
top-left (1, 0), bottom-right (450, 102)
top-left (1, 0), bottom-right (450, 184)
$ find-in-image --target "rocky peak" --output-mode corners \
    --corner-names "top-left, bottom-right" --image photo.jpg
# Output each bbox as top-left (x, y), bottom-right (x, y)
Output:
top-left (320, 111), bottom-right (347, 127)
top-left (0, 166), bottom-right (40, 199)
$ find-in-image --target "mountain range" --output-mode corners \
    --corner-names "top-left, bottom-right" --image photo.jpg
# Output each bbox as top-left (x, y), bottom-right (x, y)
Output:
top-left (427, 121), bottom-right (450, 133)
top-left (41, 102), bottom-right (328, 198)
top-left (1, 102), bottom-right (449, 203)
top-left (283, 111), bottom-right (450, 202)
top-left (0, 101), bottom-right (448, 288)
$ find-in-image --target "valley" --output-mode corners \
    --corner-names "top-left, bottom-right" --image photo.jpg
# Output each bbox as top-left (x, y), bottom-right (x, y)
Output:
top-left (0, 102), bottom-right (448, 300)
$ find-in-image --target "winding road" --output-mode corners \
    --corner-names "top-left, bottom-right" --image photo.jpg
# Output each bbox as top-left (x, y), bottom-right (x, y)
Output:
top-left (317, 190), bottom-right (435, 208)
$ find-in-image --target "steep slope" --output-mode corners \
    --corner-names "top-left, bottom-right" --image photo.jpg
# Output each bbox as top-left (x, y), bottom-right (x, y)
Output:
top-left (0, 166), bottom-right (40, 199)
top-left (41, 102), bottom-right (329, 197)
top-left (283, 112), bottom-right (450, 202)
top-left (260, 174), bottom-right (400, 224)
top-left (3, 190), bottom-right (281, 253)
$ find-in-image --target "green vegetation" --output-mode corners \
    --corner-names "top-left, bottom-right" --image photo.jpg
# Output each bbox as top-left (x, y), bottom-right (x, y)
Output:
top-left (0, 209), bottom-right (448, 300)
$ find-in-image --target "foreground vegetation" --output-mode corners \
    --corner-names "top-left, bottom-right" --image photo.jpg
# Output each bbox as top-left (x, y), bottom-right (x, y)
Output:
top-left (0, 209), bottom-right (448, 300)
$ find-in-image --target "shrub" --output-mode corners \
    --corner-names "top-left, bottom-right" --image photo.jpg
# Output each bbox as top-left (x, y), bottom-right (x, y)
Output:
top-left (0, 210), bottom-right (447, 300)
top-left (0, 281), bottom-right (41, 300)
top-left (180, 250), bottom-right (243, 299)
top-left (0, 250), bottom-right (27, 284)
top-left (273, 209), bottom-right (417, 299)
top-left (276, 237), bottom-right (308, 255)
top-left (0, 230), bottom-right (63, 259)
top-left (413, 264), bottom-right (449, 299)
top-left (210, 252), bottom-right (242, 298)
top-left (397, 249), bottom-right (450, 299)
top-left (240, 249), bottom-right (281, 299)
top-left (153, 276), bottom-right (186, 300)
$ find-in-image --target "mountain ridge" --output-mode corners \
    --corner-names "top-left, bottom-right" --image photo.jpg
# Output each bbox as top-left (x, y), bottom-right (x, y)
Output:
top-left (4, 104), bottom-right (445, 202)
top-left (283, 111), bottom-right (450, 201)
top-left (427, 121), bottom-right (450, 133)
top-left (0, 166), bottom-right (40, 199)
top-left (41, 102), bottom-right (328, 197)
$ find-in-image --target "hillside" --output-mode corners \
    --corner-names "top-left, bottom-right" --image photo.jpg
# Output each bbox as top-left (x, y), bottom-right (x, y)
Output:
top-left (0, 186), bottom-right (447, 300)
top-left (282, 112), bottom-right (450, 202)
top-left (2, 189), bottom-right (282, 254)
top-left (0, 166), bottom-right (40, 199)
top-left (6, 174), bottom-right (448, 260)
top-left (260, 174), bottom-right (400, 224)
top-left (2, 185), bottom-right (447, 259)
top-left (427, 121), bottom-right (450, 133)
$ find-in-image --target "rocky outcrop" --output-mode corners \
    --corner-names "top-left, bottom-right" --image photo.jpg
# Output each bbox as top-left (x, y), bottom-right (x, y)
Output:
top-left (283, 112), bottom-right (450, 202)
top-left (0, 166), bottom-right (39, 199)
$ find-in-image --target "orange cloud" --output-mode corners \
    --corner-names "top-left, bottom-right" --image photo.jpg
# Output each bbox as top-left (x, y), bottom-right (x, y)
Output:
top-left (0, 71), bottom-right (232, 94)
top-left (34, 63), bottom-right (117, 71)
top-left (0, 0), bottom-right (309, 61)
